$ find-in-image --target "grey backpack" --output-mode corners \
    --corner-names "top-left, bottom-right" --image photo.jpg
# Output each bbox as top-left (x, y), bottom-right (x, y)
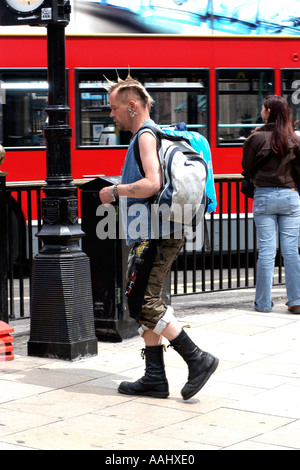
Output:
top-left (134, 125), bottom-right (208, 226)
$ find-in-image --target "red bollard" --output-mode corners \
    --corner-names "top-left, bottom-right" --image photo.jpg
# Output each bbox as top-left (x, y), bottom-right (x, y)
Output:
top-left (0, 321), bottom-right (14, 361)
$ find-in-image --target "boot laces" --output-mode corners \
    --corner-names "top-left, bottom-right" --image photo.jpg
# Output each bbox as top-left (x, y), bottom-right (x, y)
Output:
top-left (140, 344), bottom-right (167, 358)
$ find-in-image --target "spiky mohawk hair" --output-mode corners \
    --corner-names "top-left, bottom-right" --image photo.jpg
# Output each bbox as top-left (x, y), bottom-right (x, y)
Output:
top-left (104, 71), bottom-right (154, 110)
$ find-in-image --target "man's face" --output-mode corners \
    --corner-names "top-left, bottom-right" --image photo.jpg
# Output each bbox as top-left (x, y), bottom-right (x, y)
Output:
top-left (109, 90), bottom-right (130, 132)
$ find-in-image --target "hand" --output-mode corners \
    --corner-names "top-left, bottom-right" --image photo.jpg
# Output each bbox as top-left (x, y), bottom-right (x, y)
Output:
top-left (99, 186), bottom-right (114, 205)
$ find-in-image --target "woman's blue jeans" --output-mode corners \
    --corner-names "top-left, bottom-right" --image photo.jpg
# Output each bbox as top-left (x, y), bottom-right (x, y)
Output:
top-left (253, 187), bottom-right (300, 312)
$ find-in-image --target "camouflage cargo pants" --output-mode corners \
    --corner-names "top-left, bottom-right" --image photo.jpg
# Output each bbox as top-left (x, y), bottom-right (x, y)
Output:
top-left (126, 232), bottom-right (185, 329)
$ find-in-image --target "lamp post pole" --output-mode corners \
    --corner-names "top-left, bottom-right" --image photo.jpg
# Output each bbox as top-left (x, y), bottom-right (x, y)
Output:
top-left (0, 158), bottom-right (8, 324)
top-left (28, 3), bottom-right (97, 360)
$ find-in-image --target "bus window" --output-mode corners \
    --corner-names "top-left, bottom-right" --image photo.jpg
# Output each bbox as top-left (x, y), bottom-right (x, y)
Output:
top-left (0, 70), bottom-right (48, 149)
top-left (76, 68), bottom-right (209, 148)
top-left (76, 71), bottom-right (115, 147)
top-left (281, 69), bottom-right (300, 135)
top-left (217, 69), bottom-right (274, 146)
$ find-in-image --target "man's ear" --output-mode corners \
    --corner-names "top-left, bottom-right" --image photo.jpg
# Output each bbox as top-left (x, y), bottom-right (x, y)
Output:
top-left (128, 99), bottom-right (136, 111)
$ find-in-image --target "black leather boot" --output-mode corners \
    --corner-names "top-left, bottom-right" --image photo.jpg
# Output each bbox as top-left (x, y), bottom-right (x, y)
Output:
top-left (118, 345), bottom-right (169, 398)
top-left (170, 329), bottom-right (219, 400)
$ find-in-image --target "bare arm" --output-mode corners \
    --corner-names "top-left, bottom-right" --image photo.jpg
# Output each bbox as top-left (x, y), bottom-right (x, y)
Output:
top-left (100, 132), bottom-right (161, 203)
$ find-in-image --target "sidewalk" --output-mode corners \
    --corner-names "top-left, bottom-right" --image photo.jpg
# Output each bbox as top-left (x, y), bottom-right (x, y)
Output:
top-left (1, 286), bottom-right (300, 451)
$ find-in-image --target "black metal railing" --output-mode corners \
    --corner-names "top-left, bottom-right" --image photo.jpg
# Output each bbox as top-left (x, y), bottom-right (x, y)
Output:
top-left (0, 180), bottom-right (42, 322)
top-left (0, 175), bottom-right (287, 322)
top-left (172, 175), bottom-right (263, 295)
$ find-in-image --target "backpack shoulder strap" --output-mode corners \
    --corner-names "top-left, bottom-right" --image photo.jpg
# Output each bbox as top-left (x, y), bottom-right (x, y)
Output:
top-left (133, 124), bottom-right (191, 177)
top-left (133, 125), bottom-right (161, 177)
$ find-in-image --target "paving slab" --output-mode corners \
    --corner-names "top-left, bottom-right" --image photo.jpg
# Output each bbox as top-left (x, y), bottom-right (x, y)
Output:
top-left (0, 286), bottom-right (299, 451)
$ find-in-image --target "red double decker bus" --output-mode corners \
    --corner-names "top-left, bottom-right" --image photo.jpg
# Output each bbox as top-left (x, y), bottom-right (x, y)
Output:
top-left (0, 31), bottom-right (300, 182)
top-left (1, 1), bottom-right (299, 296)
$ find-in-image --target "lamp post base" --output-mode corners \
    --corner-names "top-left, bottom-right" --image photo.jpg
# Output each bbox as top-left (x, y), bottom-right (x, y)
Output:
top-left (28, 339), bottom-right (98, 361)
top-left (28, 252), bottom-right (98, 361)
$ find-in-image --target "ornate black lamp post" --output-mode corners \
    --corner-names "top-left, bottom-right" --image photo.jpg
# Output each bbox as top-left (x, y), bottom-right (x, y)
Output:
top-left (0, 145), bottom-right (8, 324)
top-left (0, 0), bottom-right (97, 360)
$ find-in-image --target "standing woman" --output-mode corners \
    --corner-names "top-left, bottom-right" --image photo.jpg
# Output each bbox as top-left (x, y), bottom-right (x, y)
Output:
top-left (242, 95), bottom-right (300, 313)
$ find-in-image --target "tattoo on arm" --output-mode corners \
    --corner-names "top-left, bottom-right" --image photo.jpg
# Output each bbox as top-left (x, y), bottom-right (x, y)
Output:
top-left (127, 183), bottom-right (141, 195)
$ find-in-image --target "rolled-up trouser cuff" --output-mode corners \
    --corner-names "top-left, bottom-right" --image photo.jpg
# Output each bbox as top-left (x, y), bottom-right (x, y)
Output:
top-left (138, 324), bottom-right (149, 337)
top-left (152, 306), bottom-right (175, 335)
top-left (138, 306), bottom-right (176, 337)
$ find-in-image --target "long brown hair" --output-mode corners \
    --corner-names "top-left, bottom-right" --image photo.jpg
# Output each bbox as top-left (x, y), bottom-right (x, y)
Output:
top-left (262, 95), bottom-right (298, 155)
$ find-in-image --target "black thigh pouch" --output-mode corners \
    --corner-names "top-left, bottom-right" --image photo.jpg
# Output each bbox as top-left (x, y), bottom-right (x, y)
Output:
top-left (125, 240), bottom-right (157, 322)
